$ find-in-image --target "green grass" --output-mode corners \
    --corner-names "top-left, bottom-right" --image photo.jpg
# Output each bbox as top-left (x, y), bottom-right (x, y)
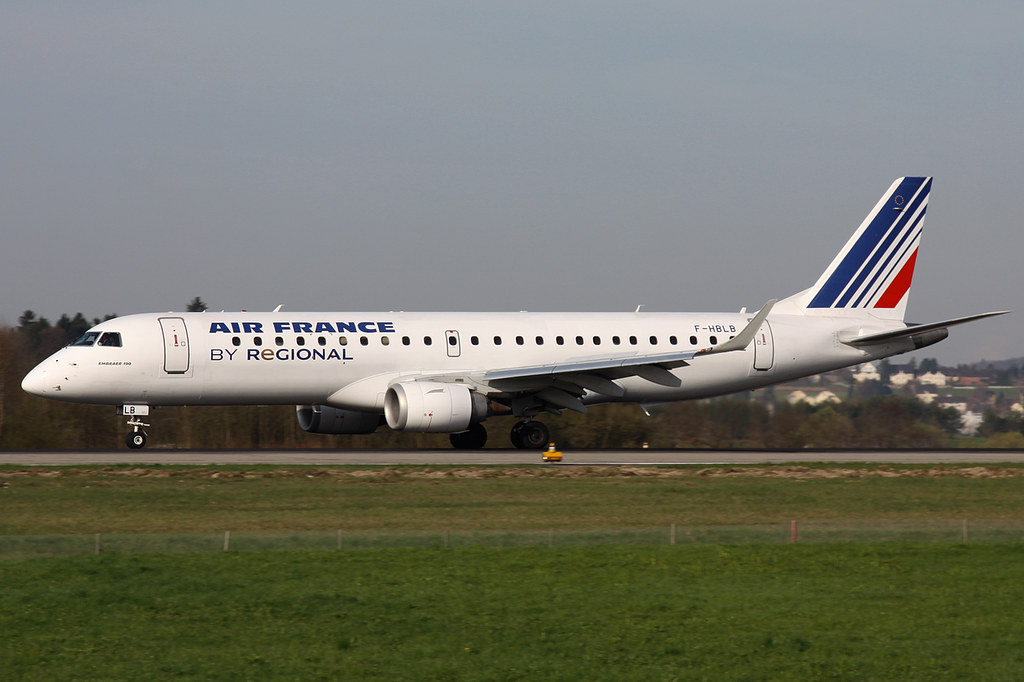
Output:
top-left (4, 464), bottom-right (1024, 535)
top-left (5, 464), bottom-right (1024, 679)
top-left (3, 544), bottom-right (1024, 680)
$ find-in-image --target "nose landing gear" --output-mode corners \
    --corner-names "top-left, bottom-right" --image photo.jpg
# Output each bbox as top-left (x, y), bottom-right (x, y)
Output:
top-left (120, 405), bottom-right (151, 449)
top-left (126, 423), bottom-right (148, 449)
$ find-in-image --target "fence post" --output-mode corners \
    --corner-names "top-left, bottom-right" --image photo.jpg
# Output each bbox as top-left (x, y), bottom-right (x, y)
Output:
top-left (963, 519), bottom-right (968, 543)
top-left (670, 523), bottom-right (676, 546)
top-left (444, 529), bottom-right (450, 549)
top-left (224, 530), bottom-right (230, 551)
top-left (548, 529), bottom-right (554, 547)
top-left (791, 520), bottom-right (798, 543)
top-left (337, 529), bottom-right (343, 550)
top-left (95, 533), bottom-right (101, 555)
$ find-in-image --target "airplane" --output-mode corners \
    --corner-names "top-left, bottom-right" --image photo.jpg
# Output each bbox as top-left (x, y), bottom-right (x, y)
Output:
top-left (22, 177), bottom-right (1007, 449)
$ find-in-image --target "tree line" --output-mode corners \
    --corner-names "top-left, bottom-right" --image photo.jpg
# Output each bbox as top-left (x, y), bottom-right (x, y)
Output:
top-left (0, 305), bottom-right (1019, 450)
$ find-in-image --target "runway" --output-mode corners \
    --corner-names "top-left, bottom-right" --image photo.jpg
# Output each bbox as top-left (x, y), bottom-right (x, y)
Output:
top-left (2, 449), bottom-right (1024, 466)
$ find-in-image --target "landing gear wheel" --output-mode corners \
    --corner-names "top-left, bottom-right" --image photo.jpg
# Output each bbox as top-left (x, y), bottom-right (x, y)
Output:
top-left (510, 422), bottom-right (524, 448)
top-left (450, 423), bottom-right (488, 450)
top-left (510, 420), bottom-right (549, 449)
top-left (124, 414), bottom-right (151, 449)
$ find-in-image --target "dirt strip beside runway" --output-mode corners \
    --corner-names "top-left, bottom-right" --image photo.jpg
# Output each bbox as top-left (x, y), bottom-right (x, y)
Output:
top-left (2, 449), bottom-right (1024, 466)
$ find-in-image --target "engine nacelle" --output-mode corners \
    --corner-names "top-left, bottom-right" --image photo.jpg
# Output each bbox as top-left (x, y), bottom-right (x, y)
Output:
top-left (296, 405), bottom-right (381, 434)
top-left (384, 381), bottom-right (488, 432)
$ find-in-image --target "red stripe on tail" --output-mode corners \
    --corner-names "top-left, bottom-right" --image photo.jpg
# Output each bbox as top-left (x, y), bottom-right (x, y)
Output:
top-left (874, 249), bottom-right (918, 308)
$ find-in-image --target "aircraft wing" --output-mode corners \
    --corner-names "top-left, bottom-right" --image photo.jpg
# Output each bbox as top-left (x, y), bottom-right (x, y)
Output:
top-left (841, 310), bottom-right (1009, 346)
top-left (473, 300), bottom-right (776, 414)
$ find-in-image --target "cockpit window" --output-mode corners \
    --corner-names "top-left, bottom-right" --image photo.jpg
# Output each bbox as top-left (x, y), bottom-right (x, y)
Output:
top-left (97, 332), bottom-right (122, 347)
top-left (72, 332), bottom-right (100, 347)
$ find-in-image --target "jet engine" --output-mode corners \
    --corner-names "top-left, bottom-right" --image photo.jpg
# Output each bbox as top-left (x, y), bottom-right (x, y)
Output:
top-left (296, 405), bottom-right (381, 434)
top-left (384, 381), bottom-right (488, 432)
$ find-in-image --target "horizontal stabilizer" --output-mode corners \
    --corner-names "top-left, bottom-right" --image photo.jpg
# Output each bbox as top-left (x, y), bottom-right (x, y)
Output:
top-left (842, 311), bottom-right (1009, 346)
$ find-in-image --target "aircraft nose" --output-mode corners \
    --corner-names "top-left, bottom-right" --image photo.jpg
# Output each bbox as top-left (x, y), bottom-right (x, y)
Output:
top-left (21, 363), bottom-right (58, 397)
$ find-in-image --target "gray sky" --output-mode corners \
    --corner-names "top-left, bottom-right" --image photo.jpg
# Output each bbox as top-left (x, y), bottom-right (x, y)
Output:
top-left (2, 2), bottom-right (1020, 365)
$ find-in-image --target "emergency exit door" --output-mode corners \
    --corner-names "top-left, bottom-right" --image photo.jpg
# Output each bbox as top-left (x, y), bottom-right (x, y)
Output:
top-left (159, 317), bottom-right (190, 374)
top-left (752, 320), bottom-right (774, 371)
top-left (445, 330), bottom-right (462, 358)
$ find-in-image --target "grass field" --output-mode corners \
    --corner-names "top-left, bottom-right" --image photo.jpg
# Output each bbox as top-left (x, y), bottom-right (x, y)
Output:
top-left (4, 464), bottom-right (1024, 680)
top-left (5, 463), bottom-right (1024, 535)
top-left (4, 545), bottom-right (1024, 680)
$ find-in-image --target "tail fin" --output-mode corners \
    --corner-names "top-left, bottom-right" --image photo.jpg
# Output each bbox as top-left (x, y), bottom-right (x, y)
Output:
top-left (779, 177), bottom-right (931, 321)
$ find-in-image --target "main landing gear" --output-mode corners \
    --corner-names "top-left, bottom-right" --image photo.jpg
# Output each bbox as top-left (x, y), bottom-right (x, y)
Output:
top-left (448, 420), bottom-right (550, 450)
top-left (449, 423), bottom-right (488, 449)
top-left (510, 420), bottom-right (549, 449)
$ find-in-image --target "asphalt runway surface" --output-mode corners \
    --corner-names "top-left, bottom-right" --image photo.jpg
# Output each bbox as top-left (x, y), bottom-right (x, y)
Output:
top-left (2, 449), bottom-right (1024, 466)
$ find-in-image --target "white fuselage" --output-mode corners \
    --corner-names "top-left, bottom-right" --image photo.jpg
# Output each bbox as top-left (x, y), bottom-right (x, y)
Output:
top-left (21, 310), bottom-right (905, 410)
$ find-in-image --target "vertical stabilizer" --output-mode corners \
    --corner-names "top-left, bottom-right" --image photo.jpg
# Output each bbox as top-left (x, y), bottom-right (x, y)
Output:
top-left (780, 177), bottom-right (931, 321)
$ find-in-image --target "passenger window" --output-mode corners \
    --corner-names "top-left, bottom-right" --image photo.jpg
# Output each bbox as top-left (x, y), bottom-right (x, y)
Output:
top-left (449, 336), bottom-right (458, 346)
top-left (402, 336), bottom-right (410, 346)
top-left (275, 337), bottom-right (284, 347)
top-left (381, 336), bottom-right (390, 346)
top-left (72, 332), bottom-right (100, 347)
top-left (710, 335), bottom-right (718, 345)
top-left (516, 336), bottom-right (524, 345)
top-left (690, 335), bottom-right (698, 345)
top-left (97, 332), bottom-right (122, 347)
top-left (424, 336), bottom-right (432, 346)
top-left (318, 336), bottom-right (326, 346)
top-left (471, 336), bottom-right (479, 345)
top-left (650, 336), bottom-right (658, 345)
top-left (360, 337), bottom-right (369, 346)
top-left (593, 336), bottom-right (601, 345)
top-left (494, 336), bottom-right (502, 345)
top-left (556, 336), bottom-right (564, 345)
top-left (575, 336), bottom-right (584, 345)
top-left (296, 337), bottom-right (305, 346)
top-left (535, 336), bottom-right (544, 345)
top-left (612, 336), bottom-right (621, 345)
top-left (254, 337), bottom-right (263, 347)
top-left (629, 336), bottom-right (637, 345)
top-left (669, 336), bottom-right (678, 345)
top-left (232, 337), bottom-right (241, 347)
top-left (340, 336), bottom-right (348, 346)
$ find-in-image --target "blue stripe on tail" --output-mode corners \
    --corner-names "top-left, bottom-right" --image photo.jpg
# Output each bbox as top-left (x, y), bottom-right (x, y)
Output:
top-left (808, 177), bottom-right (930, 309)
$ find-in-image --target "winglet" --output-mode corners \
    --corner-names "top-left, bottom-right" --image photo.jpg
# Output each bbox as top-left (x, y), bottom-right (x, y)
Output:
top-left (697, 299), bottom-right (777, 356)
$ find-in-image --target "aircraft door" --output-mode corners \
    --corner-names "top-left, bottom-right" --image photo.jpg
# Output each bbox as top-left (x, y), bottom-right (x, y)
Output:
top-left (752, 320), bottom-right (774, 371)
top-left (159, 317), bottom-right (190, 374)
top-left (445, 330), bottom-right (461, 358)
